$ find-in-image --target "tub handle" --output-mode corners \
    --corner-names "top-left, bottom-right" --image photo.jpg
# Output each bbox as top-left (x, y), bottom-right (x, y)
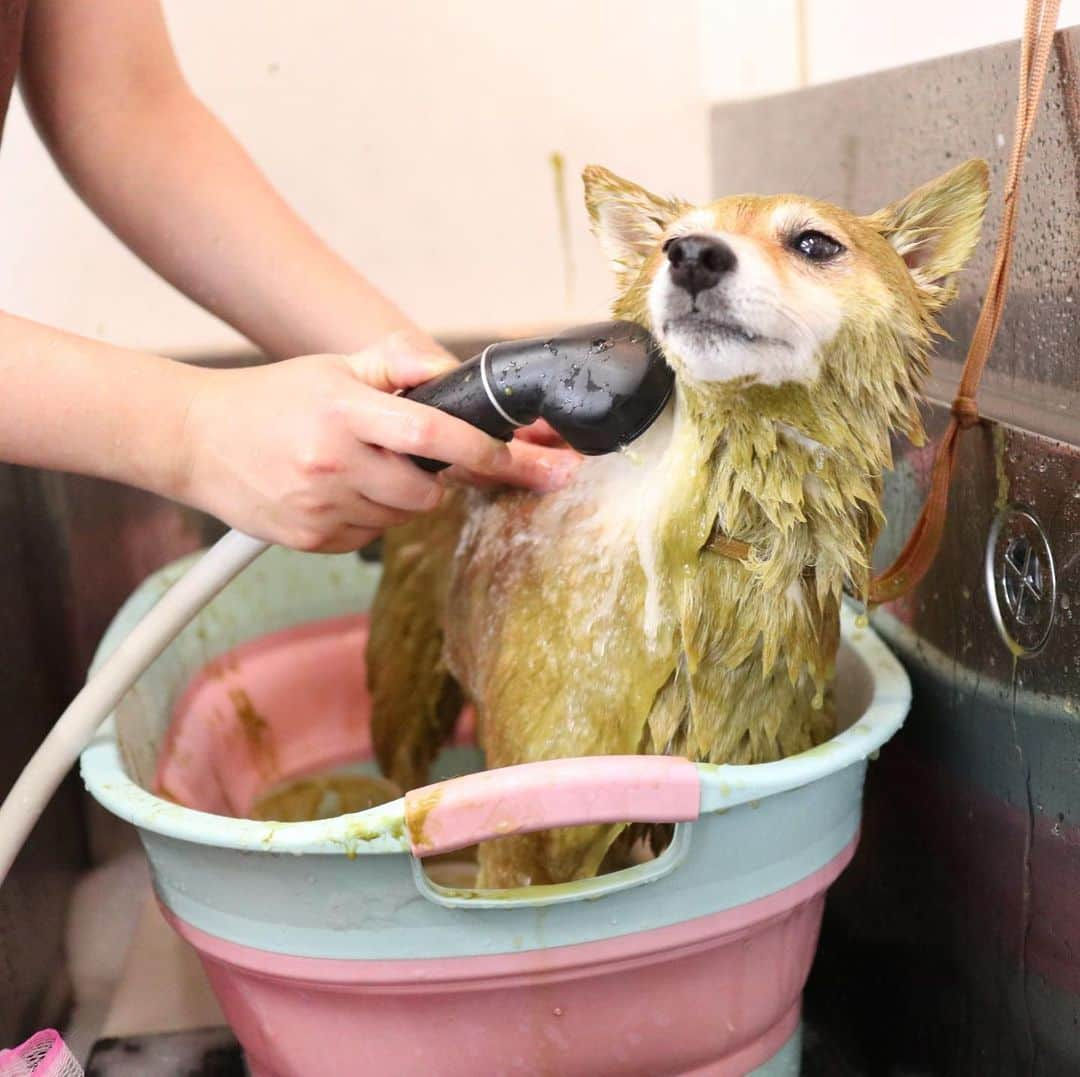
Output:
top-left (405, 754), bottom-right (701, 858)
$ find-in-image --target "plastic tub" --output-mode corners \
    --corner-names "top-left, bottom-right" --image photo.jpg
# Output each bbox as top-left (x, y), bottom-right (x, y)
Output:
top-left (81, 547), bottom-right (910, 1076)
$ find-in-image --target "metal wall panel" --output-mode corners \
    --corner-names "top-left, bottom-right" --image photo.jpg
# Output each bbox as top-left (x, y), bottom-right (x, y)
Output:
top-left (0, 467), bottom-right (85, 1042)
top-left (711, 28), bottom-right (1080, 1076)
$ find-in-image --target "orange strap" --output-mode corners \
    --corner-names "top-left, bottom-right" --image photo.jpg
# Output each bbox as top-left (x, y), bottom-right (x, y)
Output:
top-left (869, 0), bottom-right (1061, 604)
top-left (705, 530), bottom-right (753, 561)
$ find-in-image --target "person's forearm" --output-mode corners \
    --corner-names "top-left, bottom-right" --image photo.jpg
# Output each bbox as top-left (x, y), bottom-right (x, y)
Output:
top-left (20, 0), bottom-right (414, 360)
top-left (56, 91), bottom-right (412, 360)
top-left (0, 311), bottom-right (197, 495)
top-left (0, 309), bottom-right (574, 549)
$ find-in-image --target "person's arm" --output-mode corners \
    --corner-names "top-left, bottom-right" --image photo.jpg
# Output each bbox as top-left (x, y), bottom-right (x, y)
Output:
top-left (6, 1), bottom-right (577, 550)
top-left (19, 0), bottom-right (412, 359)
top-left (0, 312), bottom-right (576, 551)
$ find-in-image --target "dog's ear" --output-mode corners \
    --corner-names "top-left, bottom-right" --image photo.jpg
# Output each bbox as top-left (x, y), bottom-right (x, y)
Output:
top-left (583, 165), bottom-right (683, 281)
top-left (865, 158), bottom-right (990, 310)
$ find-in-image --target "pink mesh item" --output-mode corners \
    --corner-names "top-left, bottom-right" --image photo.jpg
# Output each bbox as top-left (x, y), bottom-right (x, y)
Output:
top-left (0, 1031), bottom-right (83, 1077)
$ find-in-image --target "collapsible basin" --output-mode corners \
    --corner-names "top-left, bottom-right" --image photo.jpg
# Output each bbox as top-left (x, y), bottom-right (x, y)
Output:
top-left (81, 547), bottom-right (910, 1077)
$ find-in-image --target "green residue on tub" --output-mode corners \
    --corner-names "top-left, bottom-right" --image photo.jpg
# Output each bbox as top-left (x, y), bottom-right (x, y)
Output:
top-left (432, 885), bottom-right (479, 900)
top-left (339, 831), bottom-right (367, 860)
top-left (331, 811), bottom-right (410, 859)
top-left (406, 786), bottom-right (445, 853)
top-left (343, 812), bottom-right (403, 845)
top-left (797, 740), bottom-right (836, 759)
top-left (253, 774), bottom-right (401, 823)
top-left (432, 877), bottom-right (592, 903)
top-left (549, 151), bottom-right (575, 306)
top-left (340, 824), bottom-right (382, 857)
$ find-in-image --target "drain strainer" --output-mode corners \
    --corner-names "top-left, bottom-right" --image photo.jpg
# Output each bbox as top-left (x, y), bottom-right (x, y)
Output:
top-left (985, 504), bottom-right (1056, 656)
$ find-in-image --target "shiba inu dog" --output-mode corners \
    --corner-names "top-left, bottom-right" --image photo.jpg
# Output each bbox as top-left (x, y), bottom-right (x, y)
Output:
top-left (367, 160), bottom-right (988, 888)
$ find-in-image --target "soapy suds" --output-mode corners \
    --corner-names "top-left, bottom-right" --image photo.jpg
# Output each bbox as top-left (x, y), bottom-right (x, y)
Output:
top-left (462, 400), bottom-right (677, 660)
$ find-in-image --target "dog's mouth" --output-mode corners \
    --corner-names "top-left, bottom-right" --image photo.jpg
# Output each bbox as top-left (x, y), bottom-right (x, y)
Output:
top-left (661, 313), bottom-right (789, 350)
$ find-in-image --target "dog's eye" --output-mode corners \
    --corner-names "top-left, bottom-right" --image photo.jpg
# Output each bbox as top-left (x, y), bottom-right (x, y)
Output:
top-left (791, 230), bottom-right (844, 262)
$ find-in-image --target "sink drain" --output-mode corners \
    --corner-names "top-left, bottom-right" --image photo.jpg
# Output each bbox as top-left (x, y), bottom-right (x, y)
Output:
top-left (985, 504), bottom-right (1056, 656)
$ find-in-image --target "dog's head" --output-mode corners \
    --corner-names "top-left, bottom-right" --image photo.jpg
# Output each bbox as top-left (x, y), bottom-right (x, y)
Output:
top-left (583, 162), bottom-right (989, 400)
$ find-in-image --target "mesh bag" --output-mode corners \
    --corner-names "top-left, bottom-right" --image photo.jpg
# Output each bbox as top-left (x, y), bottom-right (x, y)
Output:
top-left (0, 1031), bottom-right (83, 1077)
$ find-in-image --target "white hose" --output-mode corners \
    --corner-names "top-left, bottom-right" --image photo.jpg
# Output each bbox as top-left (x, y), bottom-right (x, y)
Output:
top-left (0, 529), bottom-right (269, 885)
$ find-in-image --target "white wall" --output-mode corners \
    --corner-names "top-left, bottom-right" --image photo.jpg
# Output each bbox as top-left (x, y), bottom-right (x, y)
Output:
top-left (700, 0), bottom-right (1080, 101)
top-left (0, 2), bottom-right (707, 356)
top-left (2, 2), bottom-right (1075, 357)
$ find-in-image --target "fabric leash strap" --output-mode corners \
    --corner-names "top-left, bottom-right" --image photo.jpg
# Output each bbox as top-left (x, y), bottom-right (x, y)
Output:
top-left (869, 0), bottom-right (1062, 604)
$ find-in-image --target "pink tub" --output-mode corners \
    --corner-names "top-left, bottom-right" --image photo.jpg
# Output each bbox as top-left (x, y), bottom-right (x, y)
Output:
top-left (80, 548), bottom-right (910, 1076)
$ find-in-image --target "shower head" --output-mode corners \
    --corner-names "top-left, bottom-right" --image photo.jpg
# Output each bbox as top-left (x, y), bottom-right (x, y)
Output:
top-left (402, 320), bottom-right (673, 471)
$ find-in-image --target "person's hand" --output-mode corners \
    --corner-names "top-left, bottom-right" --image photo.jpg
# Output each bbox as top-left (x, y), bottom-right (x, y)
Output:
top-left (512, 418), bottom-right (565, 447)
top-left (178, 331), bottom-right (579, 552)
top-left (444, 419), bottom-right (578, 492)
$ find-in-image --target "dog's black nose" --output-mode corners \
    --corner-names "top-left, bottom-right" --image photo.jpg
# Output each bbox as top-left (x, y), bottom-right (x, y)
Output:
top-left (666, 235), bottom-right (736, 296)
